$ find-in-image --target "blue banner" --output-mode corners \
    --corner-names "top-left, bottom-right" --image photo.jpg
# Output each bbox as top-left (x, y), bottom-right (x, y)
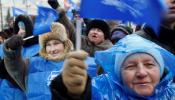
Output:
top-left (80, 0), bottom-right (167, 33)
top-left (33, 6), bottom-right (59, 36)
top-left (12, 7), bottom-right (27, 16)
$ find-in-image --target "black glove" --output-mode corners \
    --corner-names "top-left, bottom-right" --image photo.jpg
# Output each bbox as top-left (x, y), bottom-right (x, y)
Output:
top-left (48, 0), bottom-right (60, 9)
top-left (6, 35), bottom-right (24, 50)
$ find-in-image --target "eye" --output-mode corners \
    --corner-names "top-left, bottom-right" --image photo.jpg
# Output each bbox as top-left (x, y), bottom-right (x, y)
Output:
top-left (97, 28), bottom-right (103, 32)
top-left (46, 43), bottom-right (51, 47)
top-left (53, 42), bottom-right (60, 45)
top-left (123, 64), bottom-right (136, 70)
top-left (144, 62), bottom-right (156, 68)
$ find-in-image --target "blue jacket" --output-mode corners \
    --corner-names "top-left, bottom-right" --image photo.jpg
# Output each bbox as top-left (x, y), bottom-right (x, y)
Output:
top-left (0, 43), bottom-right (39, 100)
top-left (27, 56), bottom-right (96, 100)
top-left (27, 56), bottom-right (64, 100)
top-left (0, 79), bottom-right (26, 100)
top-left (92, 34), bottom-right (175, 100)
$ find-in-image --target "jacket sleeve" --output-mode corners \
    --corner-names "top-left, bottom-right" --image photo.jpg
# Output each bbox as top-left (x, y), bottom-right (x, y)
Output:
top-left (3, 40), bottom-right (28, 92)
top-left (0, 58), bottom-right (21, 88)
top-left (50, 74), bottom-right (91, 100)
top-left (56, 6), bottom-right (76, 43)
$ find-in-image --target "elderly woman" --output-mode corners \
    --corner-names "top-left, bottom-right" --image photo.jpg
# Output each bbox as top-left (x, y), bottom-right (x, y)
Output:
top-left (51, 34), bottom-right (175, 99)
top-left (3, 22), bottom-right (74, 99)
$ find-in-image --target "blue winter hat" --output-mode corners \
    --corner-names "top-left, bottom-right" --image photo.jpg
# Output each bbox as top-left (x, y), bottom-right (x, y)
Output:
top-left (114, 48), bottom-right (164, 84)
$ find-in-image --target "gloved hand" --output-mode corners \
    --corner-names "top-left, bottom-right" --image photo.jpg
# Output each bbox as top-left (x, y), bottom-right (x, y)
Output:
top-left (62, 50), bottom-right (88, 95)
top-left (48, 0), bottom-right (60, 9)
top-left (6, 35), bottom-right (24, 50)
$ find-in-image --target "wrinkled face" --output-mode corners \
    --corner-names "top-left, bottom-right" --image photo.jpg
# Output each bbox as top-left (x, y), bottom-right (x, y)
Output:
top-left (18, 28), bottom-right (26, 38)
top-left (46, 40), bottom-right (65, 59)
top-left (88, 28), bottom-right (105, 45)
top-left (162, 0), bottom-right (175, 29)
top-left (121, 53), bottom-right (160, 96)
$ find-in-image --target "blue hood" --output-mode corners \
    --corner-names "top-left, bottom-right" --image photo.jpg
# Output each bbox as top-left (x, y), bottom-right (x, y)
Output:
top-left (94, 34), bottom-right (175, 98)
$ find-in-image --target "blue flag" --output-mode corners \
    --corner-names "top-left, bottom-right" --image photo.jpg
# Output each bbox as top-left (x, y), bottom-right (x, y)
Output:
top-left (12, 7), bottom-right (27, 16)
top-left (33, 6), bottom-right (59, 36)
top-left (80, 0), bottom-right (167, 33)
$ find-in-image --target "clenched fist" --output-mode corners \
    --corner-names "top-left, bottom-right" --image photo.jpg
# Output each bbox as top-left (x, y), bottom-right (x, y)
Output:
top-left (6, 35), bottom-right (24, 50)
top-left (62, 50), bottom-right (88, 95)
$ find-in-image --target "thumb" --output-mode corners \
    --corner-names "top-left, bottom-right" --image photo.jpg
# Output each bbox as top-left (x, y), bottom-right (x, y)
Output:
top-left (66, 50), bottom-right (88, 60)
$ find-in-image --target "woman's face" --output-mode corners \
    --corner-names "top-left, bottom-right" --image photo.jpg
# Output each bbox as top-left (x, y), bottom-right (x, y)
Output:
top-left (121, 53), bottom-right (160, 96)
top-left (46, 39), bottom-right (65, 59)
top-left (88, 28), bottom-right (105, 45)
top-left (162, 0), bottom-right (175, 29)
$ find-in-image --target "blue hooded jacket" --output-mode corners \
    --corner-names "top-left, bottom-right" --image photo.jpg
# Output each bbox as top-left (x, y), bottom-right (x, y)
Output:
top-left (92, 34), bottom-right (175, 100)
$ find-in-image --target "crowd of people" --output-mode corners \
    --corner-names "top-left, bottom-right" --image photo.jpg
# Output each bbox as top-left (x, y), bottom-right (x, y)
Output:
top-left (0, 0), bottom-right (175, 100)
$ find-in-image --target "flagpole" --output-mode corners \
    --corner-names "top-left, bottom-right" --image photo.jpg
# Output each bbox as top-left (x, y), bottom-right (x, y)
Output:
top-left (12, 0), bottom-right (15, 8)
top-left (75, 19), bottom-right (82, 51)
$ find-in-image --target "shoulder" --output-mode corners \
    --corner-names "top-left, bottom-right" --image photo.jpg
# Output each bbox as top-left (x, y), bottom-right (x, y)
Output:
top-left (92, 74), bottom-right (111, 92)
top-left (92, 74), bottom-right (122, 99)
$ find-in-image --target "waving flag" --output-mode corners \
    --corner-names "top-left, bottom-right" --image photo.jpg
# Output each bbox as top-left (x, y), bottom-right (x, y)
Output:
top-left (33, 6), bottom-right (59, 36)
top-left (80, 0), bottom-right (167, 33)
top-left (12, 7), bottom-right (27, 16)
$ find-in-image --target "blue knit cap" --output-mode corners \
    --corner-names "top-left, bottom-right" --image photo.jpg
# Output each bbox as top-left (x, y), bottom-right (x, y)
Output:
top-left (114, 48), bottom-right (164, 84)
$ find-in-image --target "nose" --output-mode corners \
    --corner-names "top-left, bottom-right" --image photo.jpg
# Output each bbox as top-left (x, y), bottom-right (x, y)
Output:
top-left (171, 0), bottom-right (175, 3)
top-left (49, 45), bottom-right (57, 53)
top-left (92, 29), bottom-right (99, 33)
top-left (135, 63), bottom-right (148, 78)
top-left (169, 0), bottom-right (175, 4)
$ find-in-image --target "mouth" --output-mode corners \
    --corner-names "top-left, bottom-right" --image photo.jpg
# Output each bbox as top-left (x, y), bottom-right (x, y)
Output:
top-left (168, 6), bottom-right (175, 14)
top-left (134, 81), bottom-right (150, 85)
top-left (51, 53), bottom-right (60, 56)
top-left (92, 35), bottom-right (97, 38)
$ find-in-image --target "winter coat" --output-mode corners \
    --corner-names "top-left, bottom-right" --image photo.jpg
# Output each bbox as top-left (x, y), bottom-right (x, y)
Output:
top-left (80, 36), bottom-right (113, 57)
top-left (0, 79), bottom-right (26, 100)
top-left (0, 58), bottom-right (26, 100)
top-left (27, 56), bottom-right (64, 100)
top-left (0, 38), bottom-right (39, 100)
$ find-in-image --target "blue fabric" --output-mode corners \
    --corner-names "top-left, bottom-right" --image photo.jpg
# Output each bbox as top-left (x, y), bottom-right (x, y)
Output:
top-left (86, 57), bottom-right (97, 78)
top-left (27, 56), bottom-right (64, 100)
top-left (80, 0), bottom-right (167, 33)
top-left (27, 56), bottom-right (97, 99)
top-left (0, 44), bottom-right (4, 59)
top-left (92, 34), bottom-right (175, 99)
top-left (0, 80), bottom-right (26, 100)
top-left (12, 7), bottom-right (27, 17)
top-left (0, 44), bottom-right (39, 100)
top-left (33, 6), bottom-right (59, 36)
top-left (22, 44), bottom-right (40, 58)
